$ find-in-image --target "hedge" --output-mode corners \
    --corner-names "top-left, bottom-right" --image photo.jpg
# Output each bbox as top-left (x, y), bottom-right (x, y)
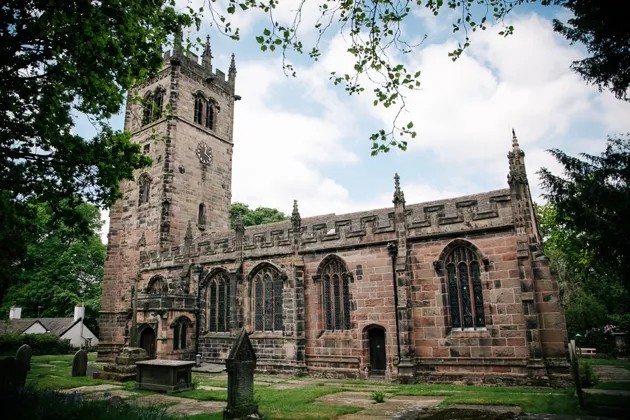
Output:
top-left (0, 333), bottom-right (73, 355)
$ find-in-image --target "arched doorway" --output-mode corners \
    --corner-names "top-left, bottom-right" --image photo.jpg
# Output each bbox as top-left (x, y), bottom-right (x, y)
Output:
top-left (367, 326), bottom-right (386, 376)
top-left (139, 325), bottom-right (156, 359)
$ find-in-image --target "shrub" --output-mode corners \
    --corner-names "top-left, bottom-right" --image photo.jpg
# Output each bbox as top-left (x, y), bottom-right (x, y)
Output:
top-left (0, 333), bottom-right (73, 355)
top-left (1, 387), bottom-right (174, 420)
top-left (371, 391), bottom-right (385, 403)
top-left (579, 360), bottom-right (598, 388)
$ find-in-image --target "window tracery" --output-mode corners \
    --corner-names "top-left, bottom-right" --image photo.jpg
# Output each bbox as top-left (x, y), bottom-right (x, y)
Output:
top-left (445, 245), bottom-right (485, 330)
top-left (250, 264), bottom-right (283, 332)
top-left (207, 271), bottom-right (230, 333)
top-left (142, 87), bottom-right (164, 125)
top-left (172, 317), bottom-right (191, 350)
top-left (192, 92), bottom-right (216, 130)
top-left (319, 256), bottom-right (352, 331)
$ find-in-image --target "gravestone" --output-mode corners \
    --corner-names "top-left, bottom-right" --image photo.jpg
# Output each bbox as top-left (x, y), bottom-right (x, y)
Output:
top-left (16, 344), bottom-right (32, 371)
top-left (568, 339), bottom-right (583, 408)
top-left (0, 358), bottom-right (27, 391)
top-left (224, 329), bottom-right (261, 419)
top-left (72, 349), bottom-right (88, 377)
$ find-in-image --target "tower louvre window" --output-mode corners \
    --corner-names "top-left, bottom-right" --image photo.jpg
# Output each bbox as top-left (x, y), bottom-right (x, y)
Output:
top-left (194, 96), bottom-right (204, 124)
top-left (142, 92), bottom-right (153, 125)
top-left (205, 103), bottom-right (214, 129)
top-left (445, 245), bottom-right (485, 330)
top-left (142, 88), bottom-right (164, 125)
top-left (193, 92), bottom-right (217, 130)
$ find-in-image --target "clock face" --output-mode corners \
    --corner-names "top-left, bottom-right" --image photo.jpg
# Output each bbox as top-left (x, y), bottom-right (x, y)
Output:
top-left (195, 142), bottom-right (212, 165)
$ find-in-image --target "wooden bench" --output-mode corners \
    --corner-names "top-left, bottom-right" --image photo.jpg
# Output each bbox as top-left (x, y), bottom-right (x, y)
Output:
top-left (578, 347), bottom-right (596, 357)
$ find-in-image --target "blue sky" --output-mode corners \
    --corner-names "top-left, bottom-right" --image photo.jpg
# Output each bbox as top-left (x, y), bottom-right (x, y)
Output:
top-left (82, 2), bottom-right (630, 242)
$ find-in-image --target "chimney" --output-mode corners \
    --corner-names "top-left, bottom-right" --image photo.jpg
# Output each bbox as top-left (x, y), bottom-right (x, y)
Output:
top-left (74, 305), bottom-right (85, 322)
top-left (9, 306), bottom-right (22, 320)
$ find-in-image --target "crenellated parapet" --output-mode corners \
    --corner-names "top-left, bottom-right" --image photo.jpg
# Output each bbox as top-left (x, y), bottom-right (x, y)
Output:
top-left (139, 188), bottom-right (515, 272)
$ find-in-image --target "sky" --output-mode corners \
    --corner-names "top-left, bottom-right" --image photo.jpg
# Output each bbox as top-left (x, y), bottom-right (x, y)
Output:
top-left (85, 2), bottom-right (630, 243)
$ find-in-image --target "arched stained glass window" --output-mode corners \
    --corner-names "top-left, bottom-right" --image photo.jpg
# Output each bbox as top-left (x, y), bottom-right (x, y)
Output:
top-left (207, 271), bottom-right (230, 333)
top-left (251, 265), bottom-right (283, 332)
top-left (445, 245), bottom-right (485, 330)
top-left (319, 256), bottom-right (351, 331)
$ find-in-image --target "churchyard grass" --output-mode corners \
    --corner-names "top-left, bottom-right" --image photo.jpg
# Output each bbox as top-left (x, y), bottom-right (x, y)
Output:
top-left (27, 353), bottom-right (108, 390)
top-left (21, 354), bottom-right (630, 419)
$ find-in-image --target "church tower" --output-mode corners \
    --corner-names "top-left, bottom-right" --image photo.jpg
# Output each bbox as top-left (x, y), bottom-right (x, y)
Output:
top-left (97, 36), bottom-right (238, 360)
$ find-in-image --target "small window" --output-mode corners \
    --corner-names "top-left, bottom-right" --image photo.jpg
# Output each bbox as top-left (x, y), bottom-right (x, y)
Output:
top-left (173, 318), bottom-right (189, 350)
top-left (138, 174), bottom-right (151, 205)
top-left (198, 203), bottom-right (206, 225)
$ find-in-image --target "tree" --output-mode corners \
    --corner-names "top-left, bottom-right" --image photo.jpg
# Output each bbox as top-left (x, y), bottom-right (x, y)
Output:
top-left (0, 1), bottom-right (192, 300)
top-left (230, 202), bottom-right (288, 228)
top-left (553, 0), bottom-right (630, 101)
top-left (539, 136), bottom-right (630, 288)
top-left (203, 0), bottom-right (628, 152)
top-left (537, 203), bottom-right (628, 337)
top-left (1, 201), bottom-right (106, 335)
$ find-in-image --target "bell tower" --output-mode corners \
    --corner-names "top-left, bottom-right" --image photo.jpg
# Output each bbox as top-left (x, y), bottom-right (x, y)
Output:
top-left (97, 36), bottom-right (238, 360)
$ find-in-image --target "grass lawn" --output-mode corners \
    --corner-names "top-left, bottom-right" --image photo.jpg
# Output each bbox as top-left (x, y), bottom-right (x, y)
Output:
top-left (19, 354), bottom-right (630, 419)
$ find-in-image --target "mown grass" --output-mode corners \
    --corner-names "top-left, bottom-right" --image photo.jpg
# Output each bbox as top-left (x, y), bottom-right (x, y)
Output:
top-left (27, 353), bottom-right (109, 390)
top-left (21, 354), bottom-right (630, 419)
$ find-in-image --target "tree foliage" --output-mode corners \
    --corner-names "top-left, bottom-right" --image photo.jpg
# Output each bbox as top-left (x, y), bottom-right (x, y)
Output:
top-left (538, 138), bottom-right (630, 336)
top-left (537, 203), bottom-right (628, 337)
top-left (0, 201), bottom-right (106, 334)
top-left (553, 0), bottom-right (630, 101)
top-left (539, 136), bottom-right (630, 288)
top-left (0, 0), bottom-right (191, 300)
top-left (230, 202), bottom-right (288, 228)
top-left (203, 0), bottom-right (629, 153)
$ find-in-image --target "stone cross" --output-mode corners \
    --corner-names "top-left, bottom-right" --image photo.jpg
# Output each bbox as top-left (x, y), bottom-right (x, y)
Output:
top-left (224, 329), bottom-right (261, 419)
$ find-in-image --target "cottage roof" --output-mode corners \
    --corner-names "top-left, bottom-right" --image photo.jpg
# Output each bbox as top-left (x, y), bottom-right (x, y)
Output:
top-left (1, 317), bottom-right (80, 336)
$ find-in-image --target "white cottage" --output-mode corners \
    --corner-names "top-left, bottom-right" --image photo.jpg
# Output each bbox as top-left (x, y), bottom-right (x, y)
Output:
top-left (2, 305), bottom-right (99, 348)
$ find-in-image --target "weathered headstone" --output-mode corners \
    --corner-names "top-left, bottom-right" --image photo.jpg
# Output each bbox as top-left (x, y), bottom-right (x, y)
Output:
top-left (568, 339), bottom-right (583, 408)
top-left (72, 349), bottom-right (88, 377)
top-left (15, 344), bottom-right (32, 372)
top-left (0, 358), bottom-right (27, 391)
top-left (224, 329), bottom-right (261, 419)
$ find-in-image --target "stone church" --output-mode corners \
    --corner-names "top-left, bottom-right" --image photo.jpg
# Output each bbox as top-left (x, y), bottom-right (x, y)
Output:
top-left (98, 38), bottom-right (569, 385)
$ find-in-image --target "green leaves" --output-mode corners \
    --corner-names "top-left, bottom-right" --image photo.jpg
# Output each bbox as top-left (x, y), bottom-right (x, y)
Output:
top-left (229, 202), bottom-right (289, 228)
